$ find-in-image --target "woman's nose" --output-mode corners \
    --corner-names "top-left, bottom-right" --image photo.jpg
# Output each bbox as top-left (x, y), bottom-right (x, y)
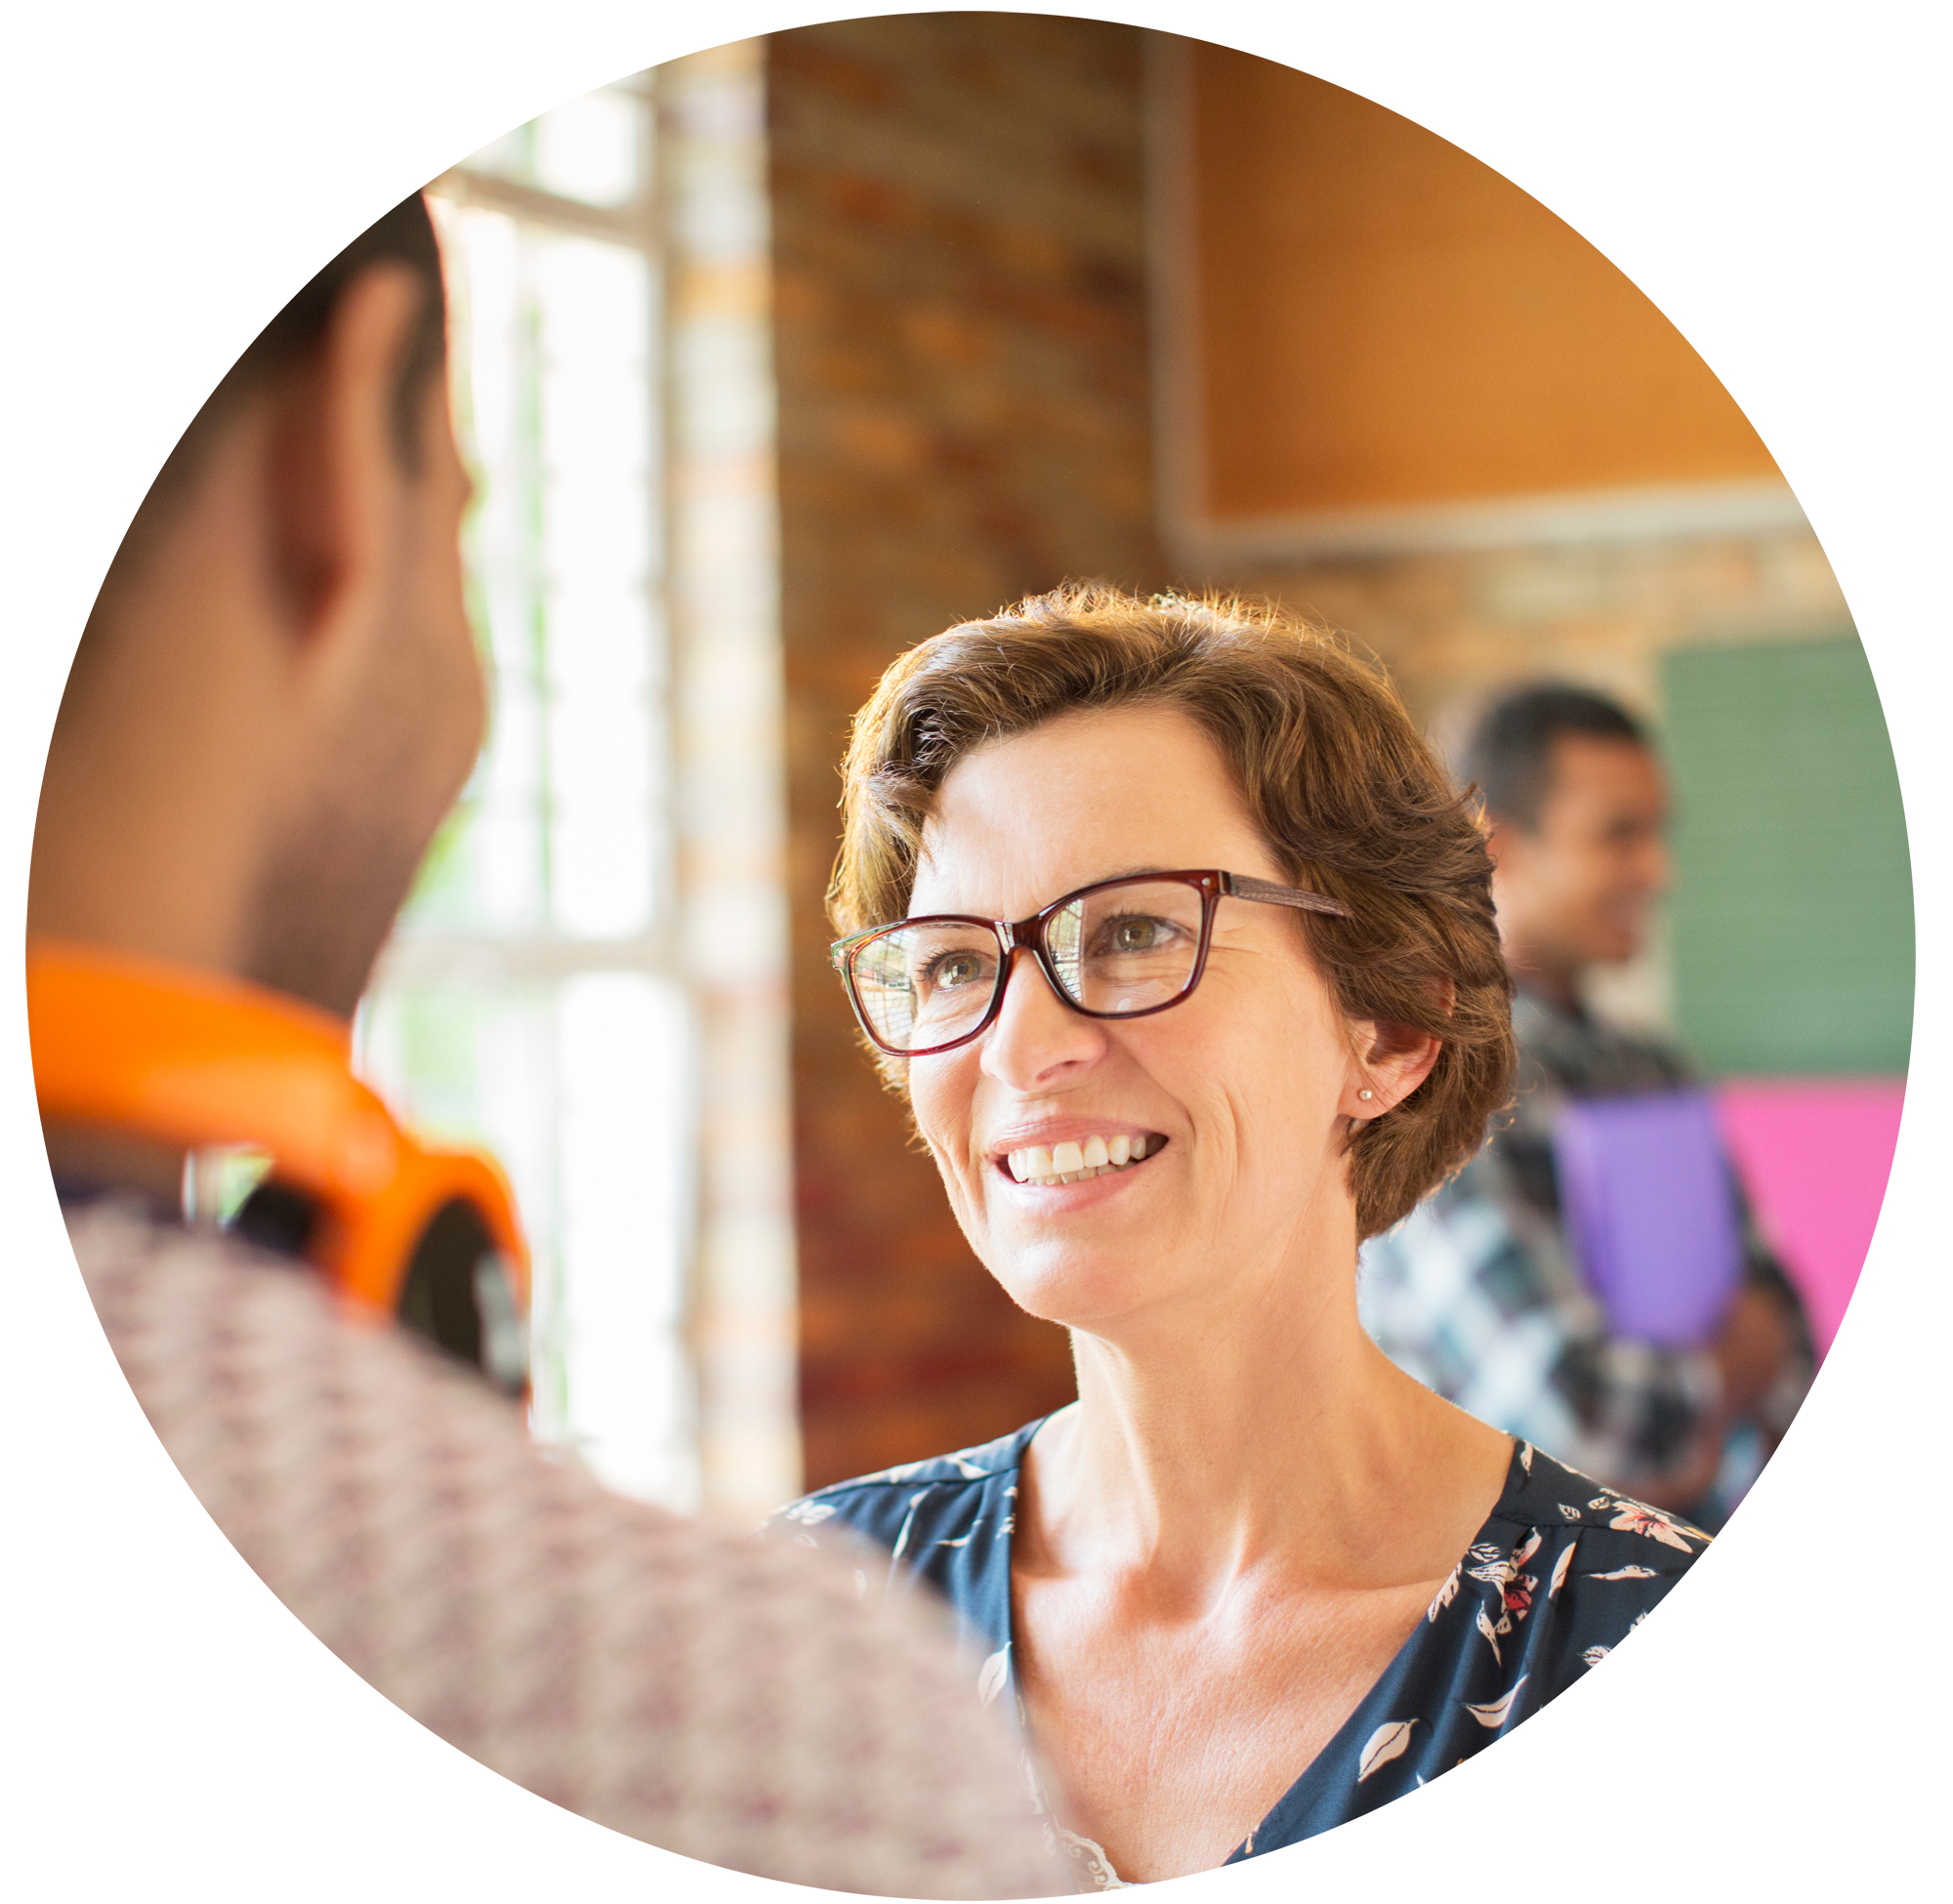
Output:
top-left (979, 948), bottom-right (1106, 1089)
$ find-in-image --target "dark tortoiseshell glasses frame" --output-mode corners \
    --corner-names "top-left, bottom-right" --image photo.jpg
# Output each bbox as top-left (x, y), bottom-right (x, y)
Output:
top-left (830, 868), bottom-right (1353, 1058)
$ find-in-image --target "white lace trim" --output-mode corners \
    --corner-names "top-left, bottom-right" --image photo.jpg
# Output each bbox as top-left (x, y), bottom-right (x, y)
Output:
top-left (1055, 1828), bottom-right (1250, 1898)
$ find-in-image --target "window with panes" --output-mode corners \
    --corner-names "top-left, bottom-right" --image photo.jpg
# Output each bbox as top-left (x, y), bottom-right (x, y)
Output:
top-left (360, 57), bottom-right (797, 1516)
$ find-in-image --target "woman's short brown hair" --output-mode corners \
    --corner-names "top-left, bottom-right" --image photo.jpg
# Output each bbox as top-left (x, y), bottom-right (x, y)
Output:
top-left (830, 582), bottom-right (1515, 1240)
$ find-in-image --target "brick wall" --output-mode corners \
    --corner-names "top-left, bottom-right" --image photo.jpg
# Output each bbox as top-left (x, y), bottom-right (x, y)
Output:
top-left (766, 15), bottom-right (1855, 1489)
top-left (768, 14), bottom-right (1169, 1487)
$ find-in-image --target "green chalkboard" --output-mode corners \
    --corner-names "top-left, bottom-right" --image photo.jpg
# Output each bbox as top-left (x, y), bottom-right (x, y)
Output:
top-left (1664, 636), bottom-right (1913, 1077)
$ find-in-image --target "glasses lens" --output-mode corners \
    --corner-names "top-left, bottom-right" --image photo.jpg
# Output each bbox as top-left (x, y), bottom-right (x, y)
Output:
top-left (850, 920), bottom-right (1003, 1053)
top-left (1052, 880), bottom-right (1206, 1015)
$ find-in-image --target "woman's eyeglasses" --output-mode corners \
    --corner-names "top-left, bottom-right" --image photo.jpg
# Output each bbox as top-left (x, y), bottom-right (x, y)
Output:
top-left (831, 869), bottom-right (1352, 1058)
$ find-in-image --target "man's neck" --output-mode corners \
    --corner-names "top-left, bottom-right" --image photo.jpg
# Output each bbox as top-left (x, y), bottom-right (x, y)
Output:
top-left (1501, 943), bottom-right (1582, 1014)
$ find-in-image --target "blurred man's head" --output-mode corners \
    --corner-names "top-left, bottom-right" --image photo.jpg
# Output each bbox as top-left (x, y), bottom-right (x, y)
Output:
top-left (1462, 684), bottom-right (1670, 1006)
top-left (30, 194), bottom-right (481, 1022)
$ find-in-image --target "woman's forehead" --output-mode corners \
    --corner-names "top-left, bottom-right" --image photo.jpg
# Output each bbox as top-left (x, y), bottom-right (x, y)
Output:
top-left (912, 706), bottom-right (1271, 913)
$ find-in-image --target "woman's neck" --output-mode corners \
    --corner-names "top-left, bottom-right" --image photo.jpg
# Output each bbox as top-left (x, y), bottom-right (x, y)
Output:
top-left (1027, 1234), bottom-right (1508, 1595)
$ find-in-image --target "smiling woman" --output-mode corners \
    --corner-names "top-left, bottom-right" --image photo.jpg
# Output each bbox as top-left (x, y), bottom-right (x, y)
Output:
top-left (770, 584), bottom-right (1713, 1883)
top-left (830, 585), bottom-right (1517, 1240)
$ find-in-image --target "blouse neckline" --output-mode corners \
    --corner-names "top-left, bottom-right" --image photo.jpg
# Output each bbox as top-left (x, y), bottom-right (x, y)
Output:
top-left (995, 1415), bottom-right (1528, 1878)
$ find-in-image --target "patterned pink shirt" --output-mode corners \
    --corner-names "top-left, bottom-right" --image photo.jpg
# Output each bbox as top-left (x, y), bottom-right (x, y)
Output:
top-left (69, 1200), bottom-right (1065, 1898)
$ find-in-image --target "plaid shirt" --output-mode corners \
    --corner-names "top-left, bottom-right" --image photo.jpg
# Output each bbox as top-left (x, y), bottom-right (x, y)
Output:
top-left (1359, 990), bottom-right (1813, 1516)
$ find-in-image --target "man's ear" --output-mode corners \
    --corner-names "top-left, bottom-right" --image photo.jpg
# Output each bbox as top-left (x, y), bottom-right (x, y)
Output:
top-left (262, 264), bottom-right (428, 653)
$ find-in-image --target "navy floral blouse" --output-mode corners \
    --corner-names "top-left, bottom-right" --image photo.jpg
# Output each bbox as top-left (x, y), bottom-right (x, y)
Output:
top-left (766, 1429), bottom-right (1875, 1904)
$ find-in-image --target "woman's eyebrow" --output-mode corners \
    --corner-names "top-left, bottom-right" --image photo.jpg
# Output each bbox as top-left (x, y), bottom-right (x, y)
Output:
top-left (911, 867), bottom-right (1183, 919)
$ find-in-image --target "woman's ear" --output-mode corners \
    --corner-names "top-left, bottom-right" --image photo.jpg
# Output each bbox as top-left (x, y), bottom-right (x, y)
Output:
top-left (1345, 1015), bottom-right (1443, 1119)
top-left (1345, 975), bottom-right (1453, 1118)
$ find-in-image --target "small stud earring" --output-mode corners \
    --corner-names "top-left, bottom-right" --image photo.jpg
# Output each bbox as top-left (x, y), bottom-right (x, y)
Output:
top-left (1358, 1089), bottom-right (1374, 1101)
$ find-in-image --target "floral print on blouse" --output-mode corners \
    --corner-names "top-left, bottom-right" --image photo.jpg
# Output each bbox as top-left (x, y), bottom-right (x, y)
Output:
top-left (766, 1422), bottom-right (1875, 1898)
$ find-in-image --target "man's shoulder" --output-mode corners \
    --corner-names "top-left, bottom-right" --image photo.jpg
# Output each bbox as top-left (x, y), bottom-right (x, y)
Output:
top-left (63, 1200), bottom-right (1067, 1895)
top-left (65, 1199), bottom-right (698, 1589)
top-left (68, 1196), bottom-right (547, 1459)
top-left (67, 1202), bottom-right (846, 1584)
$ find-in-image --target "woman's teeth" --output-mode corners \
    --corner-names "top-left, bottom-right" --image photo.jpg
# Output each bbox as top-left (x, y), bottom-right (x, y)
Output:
top-left (1006, 1134), bottom-right (1153, 1185)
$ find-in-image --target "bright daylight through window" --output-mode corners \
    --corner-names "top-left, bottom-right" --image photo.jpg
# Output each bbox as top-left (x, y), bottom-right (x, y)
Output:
top-left (359, 49), bottom-right (799, 1517)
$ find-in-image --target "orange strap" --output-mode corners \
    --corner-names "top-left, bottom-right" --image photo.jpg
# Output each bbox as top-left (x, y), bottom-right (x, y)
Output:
top-left (26, 936), bottom-right (528, 1318)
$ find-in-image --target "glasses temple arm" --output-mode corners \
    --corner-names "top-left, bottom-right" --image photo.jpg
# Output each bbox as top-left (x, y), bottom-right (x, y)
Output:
top-left (1223, 871), bottom-right (1353, 919)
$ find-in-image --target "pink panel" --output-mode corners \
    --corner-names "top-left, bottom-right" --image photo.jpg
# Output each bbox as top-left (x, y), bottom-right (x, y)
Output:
top-left (1719, 1086), bottom-right (1914, 1904)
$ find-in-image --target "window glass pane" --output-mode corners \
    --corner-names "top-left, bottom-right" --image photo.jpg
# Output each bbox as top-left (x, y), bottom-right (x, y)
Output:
top-left (557, 972), bottom-right (696, 1507)
top-left (358, 971), bottom-right (696, 1508)
top-left (410, 206), bottom-right (662, 942)
top-left (537, 234), bottom-right (660, 938)
top-left (365, 114), bottom-right (691, 1509)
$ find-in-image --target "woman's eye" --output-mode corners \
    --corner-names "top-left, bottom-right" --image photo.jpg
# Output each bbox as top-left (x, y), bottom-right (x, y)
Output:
top-left (1102, 914), bottom-right (1178, 954)
top-left (927, 952), bottom-right (986, 989)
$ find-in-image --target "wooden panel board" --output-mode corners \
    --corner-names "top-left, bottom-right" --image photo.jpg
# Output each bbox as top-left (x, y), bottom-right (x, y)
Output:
top-left (1665, 638), bottom-right (1913, 1077)
top-left (1186, 44), bottom-right (1781, 517)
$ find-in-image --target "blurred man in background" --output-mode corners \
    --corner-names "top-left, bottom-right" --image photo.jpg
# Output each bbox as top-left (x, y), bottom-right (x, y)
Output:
top-left (28, 192), bottom-right (1059, 1897)
top-left (1361, 685), bottom-right (1812, 1526)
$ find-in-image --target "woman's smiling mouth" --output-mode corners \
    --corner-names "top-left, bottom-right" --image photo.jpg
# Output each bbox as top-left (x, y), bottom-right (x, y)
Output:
top-left (1003, 1132), bottom-right (1166, 1186)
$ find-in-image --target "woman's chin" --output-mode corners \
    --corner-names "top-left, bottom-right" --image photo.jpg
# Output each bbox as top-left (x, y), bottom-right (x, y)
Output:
top-left (988, 1249), bottom-right (1182, 1334)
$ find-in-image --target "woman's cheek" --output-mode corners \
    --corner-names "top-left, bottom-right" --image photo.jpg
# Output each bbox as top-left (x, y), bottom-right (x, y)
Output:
top-left (908, 1064), bottom-right (976, 1199)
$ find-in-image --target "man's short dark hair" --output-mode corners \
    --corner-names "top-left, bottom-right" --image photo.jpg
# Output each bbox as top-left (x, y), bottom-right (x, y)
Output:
top-left (30, 13), bottom-right (445, 723)
top-left (1461, 683), bottom-right (1651, 831)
